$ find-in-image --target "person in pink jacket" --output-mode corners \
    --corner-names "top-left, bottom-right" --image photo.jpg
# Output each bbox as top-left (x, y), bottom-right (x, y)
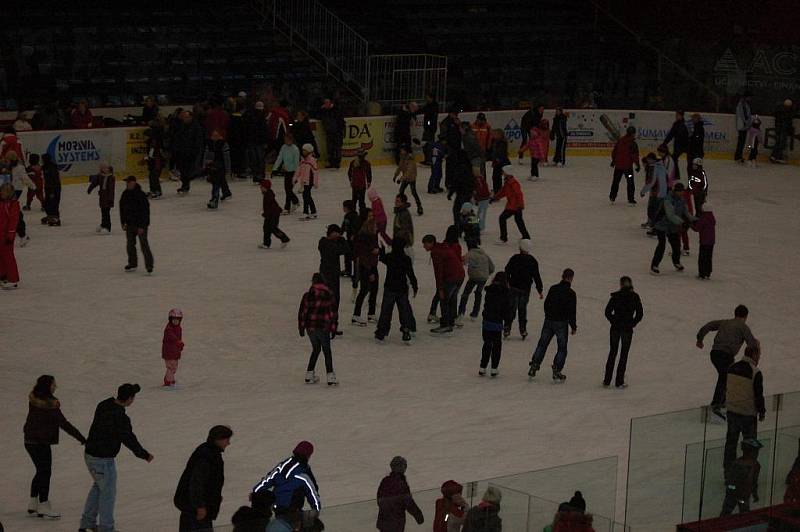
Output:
top-left (518, 119), bottom-right (549, 180)
top-left (294, 143), bottom-right (319, 220)
top-left (368, 187), bottom-right (391, 246)
top-left (162, 309), bottom-right (184, 387)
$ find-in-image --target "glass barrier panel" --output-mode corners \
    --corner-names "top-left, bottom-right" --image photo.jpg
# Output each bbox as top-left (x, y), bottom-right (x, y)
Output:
top-left (772, 391), bottom-right (800, 508)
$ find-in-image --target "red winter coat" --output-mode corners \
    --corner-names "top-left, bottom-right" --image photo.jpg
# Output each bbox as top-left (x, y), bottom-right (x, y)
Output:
top-left (611, 134), bottom-right (640, 169)
top-left (0, 133), bottom-right (24, 160)
top-left (0, 198), bottom-right (20, 241)
top-left (267, 106), bottom-right (290, 142)
top-left (474, 174), bottom-right (491, 202)
top-left (204, 107), bottom-right (231, 139)
top-left (691, 211), bottom-right (716, 246)
top-left (431, 242), bottom-right (464, 289)
top-left (162, 322), bottom-right (184, 360)
top-left (348, 159), bottom-right (373, 190)
top-left (261, 181), bottom-right (283, 218)
top-left (495, 176), bottom-right (524, 211)
top-left (70, 109), bottom-right (94, 129)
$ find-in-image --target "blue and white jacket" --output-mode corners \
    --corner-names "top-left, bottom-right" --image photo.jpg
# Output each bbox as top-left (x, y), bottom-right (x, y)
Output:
top-left (252, 456), bottom-right (321, 512)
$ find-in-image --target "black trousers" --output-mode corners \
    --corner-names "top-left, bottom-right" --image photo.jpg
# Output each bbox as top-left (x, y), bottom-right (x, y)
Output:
top-left (262, 214), bottom-right (289, 247)
top-left (321, 271), bottom-right (341, 318)
top-left (720, 488), bottom-right (750, 516)
top-left (375, 290), bottom-right (416, 338)
top-left (352, 187), bottom-right (367, 214)
top-left (529, 157), bottom-right (539, 177)
top-left (24, 443), bottom-right (52, 502)
top-left (734, 129), bottom-right (747, 161)
top-left (491, 166), bottom-right (503, 193)
top-left (481, 329), bottom-right (503, 369)
top-left (651, 230), bottom-right (681, 269)
top-left (176, 152), bottom-right (197, 190)
top-left (280, 171), bottom-right (298, 211)
top-left (699, 244), bottom-right (714, 278)
top-left (553, 136), bottom-right (567, 164)
top-left (724, 412), bottom-right (757, 470)
top-left (45, 187), bottom-right (61, 218)
top-left (125, 226), bottom-right (154, 270)
top-left (100, 207), bottom-right (111, 230)
top-left (710, 349), bottom-right (734, 407)
top-left (307, 328), bottom-right (334, 373)
top-left (147, 159), bottom-right (162, 194)
top-left (499, 209), bottom-right (530, 241)
top-left (671, 150), bottom-right (685, 181)
top-left (604, 327), bottom-right (633, 386)
top-left (17, 208), bottom-right (26, 237)
top-left (610, 169), bottom-right (635, 202)
top-left (398, 181), bottom-right (422, 210)
top-left (302, 185), bottom-right (317, 215)
top-left (179, 510), bottom-right (214, 531)
top-left (326, 131), bottom-right (343, 168)
top-left (354, 265), bottom-right (378, 316)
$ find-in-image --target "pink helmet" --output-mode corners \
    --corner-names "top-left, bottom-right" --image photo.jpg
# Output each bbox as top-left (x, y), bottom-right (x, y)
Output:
top-left (168, 308), bottom-right (183, 319)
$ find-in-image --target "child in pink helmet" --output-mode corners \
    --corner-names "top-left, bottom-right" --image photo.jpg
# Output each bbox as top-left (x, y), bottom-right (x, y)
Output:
top-left (162, 308), bottom-right (184, 387)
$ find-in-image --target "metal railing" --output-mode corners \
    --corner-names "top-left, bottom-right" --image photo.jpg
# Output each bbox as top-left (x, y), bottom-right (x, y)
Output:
top-left (368, 54), bottom-right (448, 109)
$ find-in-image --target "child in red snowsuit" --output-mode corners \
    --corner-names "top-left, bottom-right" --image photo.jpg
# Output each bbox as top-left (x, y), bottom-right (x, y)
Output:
top-left (368, 187), bottom-right (391, 246)
top-left (162, 309), bottom-right (184, 386)
top-left (24, 154), bottom-right (44, 211)
top-left (0, 183), bottom-right (21, 288)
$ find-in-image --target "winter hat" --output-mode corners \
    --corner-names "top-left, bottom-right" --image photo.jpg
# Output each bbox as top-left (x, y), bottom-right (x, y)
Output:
top-left (784, 99), bottom-right (793, 107)
top-left (519, 238), bottom-right (534, 254)
top-left (568, 491), bottom-right (586, 513)
top-left (238, 91), bottom-right (247, 98)
top-left (692, 157), bottom-right (703, 165)
top-left (99, 162), bottom-right (112, 175)
top-left (700, 201), bottom-right (713, 212)
top-left (301, 143), bottom-right (314, 153)
top-left (367, 187), bottom-right (380, 202)
top-left (293, 440), bottom-right (314, 459)
top-left (752, 114), bottom-right (761, 124)
top-left (255, 101), bottom-right (265, 110)
top-left (476, 112), bottom-right (487, 121)
top-left (482, 486), bottom-right (502, 505)
top-left (626, 126), bottom-right (636, 135)
top-left (441, 480), bottom-right (463, 497)
top-left (168, 308), bottom-right (183, 319)
top-left (117, 383), bottom-right (141, 401)
top-left (501, 164), bottom-right (514, 176)
top-left (389, 456), bottom-right (407, 474)
top-left (460, 201), bottom-right (475, 214)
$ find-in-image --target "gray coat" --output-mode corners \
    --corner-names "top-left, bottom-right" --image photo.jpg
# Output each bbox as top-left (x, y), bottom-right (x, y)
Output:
top-left (466, 248), bottom-right (494, 281)
top-left (654, 193), bottom-right (694, 233)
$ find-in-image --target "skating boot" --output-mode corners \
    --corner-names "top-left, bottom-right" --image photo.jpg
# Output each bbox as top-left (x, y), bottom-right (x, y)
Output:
top-left (417, 206), bottom-right (424, 216)
top-left (304, 371), bottom-right (319, 384)
top-left (367, 314), bottom-right (376, 324)
top-left (427, 314), bottom-right (439, 324)
top-left (27, 497), bottom-right (38, 516)
top-left (36, 500), bottom-right (61, 520)
top-left (478, 367), bottom-right (487, 377)
top-left (552, 368), bottom-right (567, 383)
top-left (520, 327), bottom-right (528, 340)
top-left (528, 362), bottom-right (540, 378)
top-left (503, 327), bottom-right (511, 339)
top-left (280, 239), bottom-right (289, 249)
top-left (490, 368), bottom-right (499, 378)
top-left (402, 329), bottom-right (412, 343)
top-left (18, 235), bottom-right (30, 247)
top-left (124, 265), bottom-right (137, 273)
top-left (454, 315), bottom-right (464, 328)
top-left (207, 198), bottom-right (219, 209)
top-left (351, 315), bottom-right (367, 327)
top-left (327, 372), bottom-right (338, 386)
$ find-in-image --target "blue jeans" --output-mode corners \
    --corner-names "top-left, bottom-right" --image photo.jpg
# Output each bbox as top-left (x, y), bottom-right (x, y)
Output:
top-left (458, 279), bottom-right (486, 317)
top-left (530, 320), bottom-right (569, 371)
top-left (80, 455), bottom-right (117, 532)
top-left (477, 199), bottom-right (489, 231)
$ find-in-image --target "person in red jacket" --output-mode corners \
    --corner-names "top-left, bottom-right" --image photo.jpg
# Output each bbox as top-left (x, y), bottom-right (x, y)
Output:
top-left (347, 149), bottom-right (373, 215)
top-left (0, 182), bottom-right (21, 289)
top-left (162, 309), bottom-right (185, 387)
top-left (375, 456), bottom-right (424, 532)
top-left (492, 165), bottom-right (530, 243)
top-left (203, 96), bottom-right (230, 140)
top-left (423, 233), bottom-right (465, 334)
top-left (433, 480), bottom-right (467, 532)
top-left (0, 129), bottom-right (25, 160)
top-left (259, 179), bottom-right (290, 249)
top-left (609, 126), bottom-right (641, 205)
top-left (70, 100), bottom-right (94, 129)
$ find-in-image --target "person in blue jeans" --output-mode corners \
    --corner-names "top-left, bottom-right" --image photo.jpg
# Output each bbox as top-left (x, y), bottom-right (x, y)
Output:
top-left (528, 269), bottom-right (577, 382)
top-left (80, 384), bottom-right (153, 532)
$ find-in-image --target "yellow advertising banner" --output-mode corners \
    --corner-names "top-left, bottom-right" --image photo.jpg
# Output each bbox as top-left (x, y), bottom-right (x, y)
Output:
top-left (124, 127), bottom-right (149, 178)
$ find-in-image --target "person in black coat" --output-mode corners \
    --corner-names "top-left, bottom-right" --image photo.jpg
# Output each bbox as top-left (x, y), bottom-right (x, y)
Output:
top-left (480, 272), bottom-right (511, 376)
top-left (440, 108), bottom-right (462, 189)
top-left (171, 110), bottom-right (205, 193)
top-left (318, 224), bottom-right (350, 331)
top-left (603, 276), bottom-right (643, 388)
top-left (550, 107), bottom-right (568, 166)
top-left (290, 111), bottom-right (319, 158)
top-left (119, 176), bottom-right (154, 273)
top-left (519, 103), bottom-right (544, 163)
top-left (231, 489), bottom-right (274, 532)
top-left (174, 425), bottom-right (233, 532)
top-left (375, 236), bottom-right (419, 343)
top-left (41, 153), bottom-right (61, 225)
top-left (419, 93), bottom-right (439, 164)
top-left (528, 269), bottom-right (577, 382)
top-left (394, 103), bottom-right (415, 164)
top-left (662, 110), bottom-right (689, 179)
top-left (319, 99), bottom-right (345, 168)
top-left (448, 150), bottom-right (475, 229)
top-left (688, 113), bottom-right (705, 162)
top-left (243, 103), bottom-right (269, 181)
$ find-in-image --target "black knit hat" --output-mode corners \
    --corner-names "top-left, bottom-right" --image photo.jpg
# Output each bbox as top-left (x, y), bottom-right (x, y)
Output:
top-left (117, 383), bottom-right (140, 401)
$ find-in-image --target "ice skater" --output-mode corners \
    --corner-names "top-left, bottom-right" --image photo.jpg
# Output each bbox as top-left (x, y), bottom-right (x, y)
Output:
top-left (23, 153), bottom-right (44, 212)
top-left (458, 239), bottom-right (494, 322)
top-left (479, 271), bottom-right (511, 377)
top-left (518, 119), bottom-right (548, 180)
top-left (640, 152), bottom-right (669, 233)
top-left (503, 239), bottom-right (543, 339)
top-left (745, 115), bottom-right (764, 167)
top-left (119, 176), bottom-right (154, 274)
top-left (603, 276), bottom-right (643, 389)
top-left (341, 199), bottom-right (361, 278)
top-left (721, 438), bottom-right (763, 516)
top-left (259, 179), bottom-right (290, 249)
top-left (272, 132), bottom-right (300, 214)
top-left (161, 309), bottom-right (184, 387)
top-left (423, 233), bottom-right (465, 335)
top-left (87, 163), bottom-right (116, 234)
top-left (347, 148), bottom-right (372, 214)
top-left (609, 126), bottom-right (640, 205)
top-left (368, 187), bottom-right (391, 245)
top-left (295, 143), bottom-right (319, 220)
top-left (649, 183), bottom-right (694, 275)
top-left (0, 182), bottom-right (21, 289)
top-left (298, 273), bottom-right (339, 386)
top-left (394, 145), bottom-right (423, 215)
top-left (691, 202), bottom-right (715, 279)
top-left (492, 165), bottom-right (530, 243)
top-left (550, 107), bottom-right (568, 167)
top-left (392, 193), bottom-right (414, 256)
top-left (374, 236), bottom-right (419, 343)
top-left (528, 268), bottom-right (577, 383)
top-left (352, 210), bottom-right (379, 326)
top-left (318, 224), bottom-right (349, 334)
top-left (202, 129), bottom-right (232, 210)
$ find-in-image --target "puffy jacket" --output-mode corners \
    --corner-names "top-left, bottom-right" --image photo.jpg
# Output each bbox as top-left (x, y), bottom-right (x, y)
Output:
top-left (482, 282), bottom-right (511, 326)
top-left (262, 181), bottom-right (283, 218)
top-left (689, 121), bottom-right (705, 156)
top-left (174, 441), bottom-right (226, 520)
top-left (380, 240), bottom-right (418, 293)
top-left (611, 134), bottom-right (640, 169)
top-left (663, 119), bottom-right (689, 152)
top-left (171, 120), bottom-right (205, 156)
top-left (463, 502), bottom-right (502, 532)
top-left (376, 472), bottom-right (424, 532)
top-left (368, 190), bottom-right (387, 228)
top-left (119, 183), bottom-right (150, 228)
top-left (85, 397), bottom-right (150, 459)
top-left (431, 242), bottom-right (465, 288)
top-left (394, 155), bottom-right (417, 183)
top-left (691, 211), bottom-right (716, 246)
top-left (504, 253), bottom-right (543, 294)
top-left (440, 116), bottom-right (462, 152)
top-left (543, 280), bottom-right (577, 329)
top-left (471, 122), bottom-right (493, 152)
top-left (162, 322), bottom-right (184, 360)
top-left (495, 176), bottom-right (524, 211)
top-left (551, 113), bottom-right (567, 139)
top-left (23, 393), bottom-right (86, 445)
top-left (466, 247), bottom-right (494, 281)
top-left (87, 173), bottom-right (116, 209)
top-left (294, 155), bottom-right (319, 187)
top-left (267, 106), bottom-right (291, 142)
top-left (203, 139), bottom-right (232, 175)
top-left (204, 107), bottom-right (231, 139)
top-left (688, 166), bottom-right (708, 193)
top-left (522, 127), bottom-right (548, 160)
top-left (253, 456), bottom-right (321, 512)
top-left (653, 193), bottom-right (692, 234)
top-left (0, 197), bottom-right (20, 240)
top-left (726, 356), bottom-right (765, 417)
top-left (348, 159), bottom-right (372, 190)
top-left (604, 287), bottom-right (643, 330)
top-left (640, 160), bottom-right (668, 199)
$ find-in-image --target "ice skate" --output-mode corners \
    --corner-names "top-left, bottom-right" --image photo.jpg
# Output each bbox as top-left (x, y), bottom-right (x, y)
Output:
top-left (220, 192), bottom-right (232, 201)
top-left (258, 243), bottom-right (271, 249)
top-left (326, 372), bottom-right (338, 386)
top-left (309, 213), bottom-right (318, 219)
top-left (628, 200), bottom-right (637, 206)
top-left (367, 314), bottom-right (376, 323)
top-left (207, 198), bottom-right (219, 209)
top-left (520, 328), bottom-right (528, 340)
top-left (673, 263), bottom-right (685, 272)
top-left (528, 362), bottom-right (539, 378)
top-left (649, 267), bottom-right (660, 276)
top-left (351, 315), bottom-right (367, 327)
top-left (429, 325), bottom-right (453, 336)
top-left (36, 500), bottom-right (60, 520)
top-left (124, 265), bottom-right (137, 273)
top-left (290, 203), bottom-right (298, 214)
top-left (454, 315), bottom-right (464, 328)
top-left (281, 209), bottom-right (291, 216)
top-left (18, 235), bottom-right (30, 247)
top-left (176, 187), bottom-right (189, 195)
top-left (1, 281), bottom-right (19, 290)
top-left (27, 497), bottom-right (38, 516)
top-left (552, 369), bottom-right (567, 384)
top-left (48, 218), bottom-right (61, 226)
top-left (22, 205), bottom-right (31, 211)
top-left (402, 329), bottom-right (412, 343)
top-left (305, 371), bottom-right (319, 384)
top-left (503, 328), bottom-right (511, 339)
top-left (96, 225), bottom-right (103, 233)
top-left (280, 239), bottom-right (289, 249)
top-left (298, 214), bottom-right (312, 221)
top-left (682, 249), bottom-right (690, 256)
top-left (615, 383), bottom-right (628, 389)
top-left (417, 206), bottom-right (424, 216)
top-left (374, 334), bottom-right (386, 344)
top-left (490, 368), bottom-right (499, 378)
top-left (427, 314), bottom-right (439, 324)
top-left (469, 314), bottom-right (478, 321)
top-left (478, 367), bottom-right (486, 377)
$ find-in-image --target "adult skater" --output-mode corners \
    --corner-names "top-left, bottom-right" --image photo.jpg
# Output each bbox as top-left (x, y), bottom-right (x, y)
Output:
top-left (202, 129), bottom-right (232, 209)
top-left (393, 193), bottom-right (414, 256)
top-left (272, 133), bottom-right (300, 214)
top-left (394, 145), bottom-right (423, 215)
top-left (640, 152), bottom-right (669, 233)
top-left (172, 110), bottom-right (204, 194)
top-left (770, 99), bottom-right (794, 164)
top-left (458, 240), bottom-right (494, 322)
top-left (393, 103), bottom-right (416, 165)
top-left (318, 224), bottom-right (349, 330)
top-left (0, 183), bottom-right (21, 289)
top-left (376, 456), bottom-right (425, 532)
top-left (352, 210), bottom-right (380, 326)
top-left (347, 148), bottom-right (372, 214)
top-left (721, 438), bottom-right (763, 516)
top-left (649, 183), bottom-right (693, 275)
top-left (290, 111), bottom-right (319, 158)
top-left (319, 99), bottom-right (345, 169)
top-left (528, 268), bottom-right (577, 383)
top-left (504, 239), bottom-right (543, 339)
top-left (480, 272), bottom-right (511, 377)
top-left (298, 273), bottom-right (339, 385)
top-left (419, 93), bottom-right (439, 165)
top-left (448, 150), bottom-right (475, 229)
top-left (663, 110), bottom-right (689, 179)
top-left (688, 113), bottom-right (705, 164)
top-left (252, 441), bottom-right (321, 521)
top-left (463, 487), bottom-right (503, 532)
top-left (603, 276), bottom-right (644, 388)
top-left (41, 153), bottom-right (61, 226)
top-left (375, 236), bottom-right (419, 343)
top-left (724, 346), bottom-right (765, 469)
top-left (551, 107), bottom-right (568, 167)
top-left (174, 425), bottom-right (233, 532)
top-left (423, 234), bottom-right (464, 335)
top-left (696, 304), bottom-right (759, 421)
top-left (734, 93), bottom-right (753, 163)
top-left (79, 384), bottom-right (153, 532)
top-left (609, 126), bottom-right (640, 205)
top-left (493, 165), bottom-right (530, 242)
top-left (688, 157), bottom-right (708, 214)
top-left (23, 375), bottom-right (86, 519)
top-left (691, 201), bottom-right (715, 279)
top-left (440, 106), bottom-right (462, 189)
top-left (519, 103), bottom-right (544, 163)
top-left (87, 163), bottom-right (116, 234)
top-left (119, 176), bottom-right (154, 274)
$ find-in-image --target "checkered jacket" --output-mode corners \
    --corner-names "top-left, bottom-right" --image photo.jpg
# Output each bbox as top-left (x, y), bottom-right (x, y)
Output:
top-left (298, 283), bottom-right (338, 333)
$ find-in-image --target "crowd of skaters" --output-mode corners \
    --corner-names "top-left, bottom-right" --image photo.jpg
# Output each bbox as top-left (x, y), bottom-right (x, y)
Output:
top-left (4, 92), bottom-right (794, 530)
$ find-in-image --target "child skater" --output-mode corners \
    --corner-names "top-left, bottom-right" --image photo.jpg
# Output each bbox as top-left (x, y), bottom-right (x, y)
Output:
top-left (162, 308), bottom-right (184, 387)
top-left (87, 163), bottom-right (116, 234)
top-left (259, 179), bottom-right (290, 249)
top-left (480, 271), bottom-right (511, 377)
top-left (745, 115), bottom-right (764, 167)
top-left (24, 154), bottom-right (44, 212)
top-left (393, 145), bottom-right (423, 215)
top-left (428, 136), bottom-right (446, 194)
top-left (518, 119), bottom-right (548, 180)
top-left (691, 201), bottom-right (716, 280)
top-left (295, 143), bottom-right (319, 220)
top-left (368, 187), bottom-right (391, 245)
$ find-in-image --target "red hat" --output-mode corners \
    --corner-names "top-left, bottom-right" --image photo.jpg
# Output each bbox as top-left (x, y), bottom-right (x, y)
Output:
top-left (441, 480), bottom-right (463, 497)
top-left (293, 440), bottom-right (314, 459)
top-left (260, 179), bottom-right (272, 190)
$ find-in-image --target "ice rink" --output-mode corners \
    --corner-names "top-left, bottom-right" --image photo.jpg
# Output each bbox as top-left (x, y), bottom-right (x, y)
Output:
top-left (2, 156), bottom-right (798, 531)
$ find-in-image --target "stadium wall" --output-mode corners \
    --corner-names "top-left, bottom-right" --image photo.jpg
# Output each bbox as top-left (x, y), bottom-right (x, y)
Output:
top-left (15, 109), bottom-right (799, 184)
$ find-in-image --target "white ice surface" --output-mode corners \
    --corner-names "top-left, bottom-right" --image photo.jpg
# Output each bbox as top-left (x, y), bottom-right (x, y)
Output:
top-left (1, 157), bottom-right (798, 531)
